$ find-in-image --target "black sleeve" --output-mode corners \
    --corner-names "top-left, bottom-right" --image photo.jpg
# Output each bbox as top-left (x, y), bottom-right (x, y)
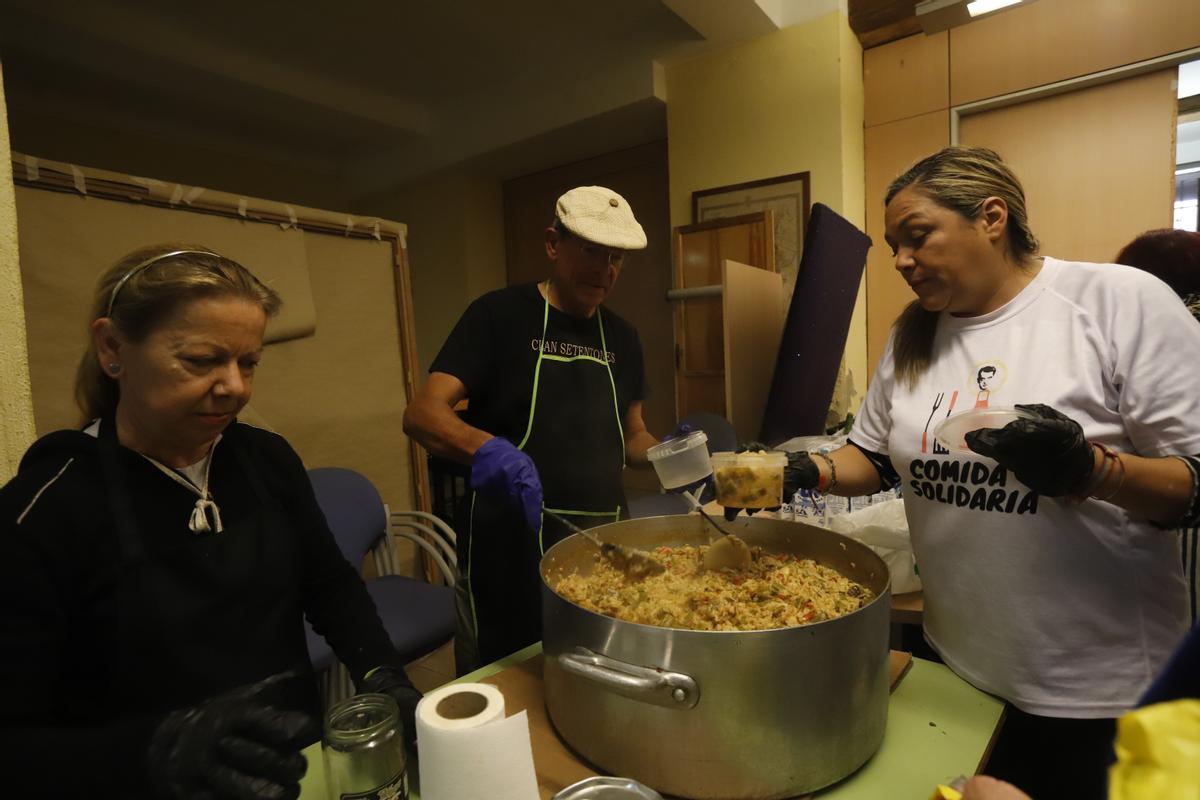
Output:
top-left (257, 432), bottom-right (406, 681)
top-left (0, 466), bottom-right (162, 794)
top-left (623, 325), bottom-right (648, 403)
top-left (429, 296), bottom-right (496, 396)
top-left (847, 439), bottom-right (901, 490)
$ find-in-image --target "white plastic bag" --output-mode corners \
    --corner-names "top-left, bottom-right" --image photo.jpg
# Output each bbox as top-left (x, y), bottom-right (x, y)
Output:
top-left (826, 498), bottom-right (921, 594)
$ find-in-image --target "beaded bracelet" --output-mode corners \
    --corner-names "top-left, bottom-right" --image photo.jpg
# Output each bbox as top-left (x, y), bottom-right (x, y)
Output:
top-left (813, 451), bottom-right (839, 493)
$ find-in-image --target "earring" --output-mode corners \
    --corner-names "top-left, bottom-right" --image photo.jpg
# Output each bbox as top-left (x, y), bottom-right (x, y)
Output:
top-left (107, 363), bottom-right (121, 375)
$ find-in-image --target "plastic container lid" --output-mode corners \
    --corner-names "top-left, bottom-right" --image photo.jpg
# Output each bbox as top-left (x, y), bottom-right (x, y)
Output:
top-left (646, 430), bottom-right (708, 462)
top-left (710, 451), bottom-right (788, 469)
top-left (552, 776), bottom-right (664, 800)
top-left (646, 430), bottom-right (712, 489)
top-left (932, 406), bottom-right (1036, 454)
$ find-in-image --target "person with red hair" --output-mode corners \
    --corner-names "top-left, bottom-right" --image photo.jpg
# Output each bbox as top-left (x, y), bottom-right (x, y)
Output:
top-left (1115, 228), bottom-right (1200, 322)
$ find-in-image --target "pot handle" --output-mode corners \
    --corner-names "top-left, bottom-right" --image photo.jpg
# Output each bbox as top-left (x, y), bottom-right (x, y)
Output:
top-left (556, 647), bottom-right (700, 709)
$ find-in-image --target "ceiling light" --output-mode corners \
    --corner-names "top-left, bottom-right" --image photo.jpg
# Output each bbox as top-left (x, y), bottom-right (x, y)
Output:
top-left (916, 0), bottom-right (1030, 34)
top-left (967, 0), bottom-right (1022, 17)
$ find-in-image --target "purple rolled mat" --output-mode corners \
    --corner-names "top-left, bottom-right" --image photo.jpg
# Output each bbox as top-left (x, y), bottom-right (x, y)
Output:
top-left (759, 203), bottom-right (872, 446)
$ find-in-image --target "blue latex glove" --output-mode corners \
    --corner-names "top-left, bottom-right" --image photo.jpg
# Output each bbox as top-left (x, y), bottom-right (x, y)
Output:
top-left (662, 422), bottom-right (693, 442)
top-left (471, 437), bottom-right (544, 532)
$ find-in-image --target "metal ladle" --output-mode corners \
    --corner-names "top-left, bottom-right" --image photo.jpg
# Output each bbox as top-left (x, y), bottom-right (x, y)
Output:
top-left (544, 510), bottom-right (666, 580)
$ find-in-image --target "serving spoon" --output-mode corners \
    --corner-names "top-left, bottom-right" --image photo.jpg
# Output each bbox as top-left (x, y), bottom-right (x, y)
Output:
top-left (697, 508), bottom-right (752, 571)
top-left (544, 510), bottom-right (666, 580)
top-left (683, 491), bottom-right (753, 572)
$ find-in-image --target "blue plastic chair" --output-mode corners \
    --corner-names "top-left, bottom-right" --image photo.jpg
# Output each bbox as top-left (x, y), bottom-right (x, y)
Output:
top-left (679, 411), bottom-right (738, 454)
top-left (305, 467), bottom-right (456, 674)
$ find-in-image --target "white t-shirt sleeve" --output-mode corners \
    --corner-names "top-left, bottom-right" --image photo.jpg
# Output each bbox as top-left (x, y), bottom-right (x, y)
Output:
top-left (1107, 271), bottom-right (1200, 456)
top-left (851, 333), bottom-right (896, 455)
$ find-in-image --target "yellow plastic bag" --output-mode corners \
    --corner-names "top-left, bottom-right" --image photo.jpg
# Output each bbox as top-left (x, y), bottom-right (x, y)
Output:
top-left (1109, 699), bottom-right (1200, 800)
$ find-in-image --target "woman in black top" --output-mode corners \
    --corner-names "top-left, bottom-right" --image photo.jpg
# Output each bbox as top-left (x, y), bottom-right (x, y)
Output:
top-left (0, 245), bottom-right (419, 799)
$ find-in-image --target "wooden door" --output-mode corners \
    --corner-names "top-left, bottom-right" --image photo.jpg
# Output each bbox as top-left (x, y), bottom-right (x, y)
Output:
top-left (673, 212), bottom-right (774, 422)
top-left (959, 69), bottom-right (1177, 263)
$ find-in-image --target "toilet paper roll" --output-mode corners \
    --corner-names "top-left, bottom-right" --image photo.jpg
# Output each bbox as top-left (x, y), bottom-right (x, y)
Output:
top-left (416, 682), bottom-right (539, 800)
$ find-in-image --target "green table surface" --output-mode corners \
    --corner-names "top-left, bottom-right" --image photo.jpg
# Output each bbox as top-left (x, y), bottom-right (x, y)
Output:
top-left (300, 644), bottom-right (1003, 799)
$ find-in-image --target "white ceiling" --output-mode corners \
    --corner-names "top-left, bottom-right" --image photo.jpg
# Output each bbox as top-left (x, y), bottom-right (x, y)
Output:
top-left (0, 0), bottom-right (840, 201)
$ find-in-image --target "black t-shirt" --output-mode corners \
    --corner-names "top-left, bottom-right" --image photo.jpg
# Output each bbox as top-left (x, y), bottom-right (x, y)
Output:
top-left (430, 283), bottom-right (647, 442)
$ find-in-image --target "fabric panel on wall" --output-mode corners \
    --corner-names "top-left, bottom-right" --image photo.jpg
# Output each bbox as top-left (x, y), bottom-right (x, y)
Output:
top-left (251, 232), bottom-right (413, 510)
top-left (15, 186), bottom-right (313, 429)
top-left (14, 185), bottom-right (414, 511)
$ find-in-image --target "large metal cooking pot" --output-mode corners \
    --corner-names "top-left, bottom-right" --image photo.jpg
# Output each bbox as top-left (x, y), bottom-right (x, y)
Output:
top-left (540, 515), bottom-right (891, 800)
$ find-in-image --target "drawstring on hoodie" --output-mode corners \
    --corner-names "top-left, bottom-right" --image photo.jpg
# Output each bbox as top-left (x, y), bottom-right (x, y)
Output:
top-left (141, 442), bottom-right (224, 534)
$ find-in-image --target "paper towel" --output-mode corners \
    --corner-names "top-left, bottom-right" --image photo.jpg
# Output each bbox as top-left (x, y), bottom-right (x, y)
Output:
top-left (416, 682), bottom-right (540, 800)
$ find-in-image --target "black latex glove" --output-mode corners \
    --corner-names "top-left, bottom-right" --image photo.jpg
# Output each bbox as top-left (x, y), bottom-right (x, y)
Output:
top-left (784, 452), bottom-right (820, 496)
top-left (147, 673), bottom-right (320, 800)
top-left (964, 403), bottom-right (1095, 497)
top-left (358, 666), bottom-right (422, 751)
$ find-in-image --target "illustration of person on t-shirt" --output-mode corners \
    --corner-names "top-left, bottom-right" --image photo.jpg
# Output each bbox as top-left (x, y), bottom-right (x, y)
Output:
top-left (974, 364), bottom-right (998, 409)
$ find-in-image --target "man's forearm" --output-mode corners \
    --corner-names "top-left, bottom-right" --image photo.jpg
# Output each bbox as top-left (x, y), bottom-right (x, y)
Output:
top-left (625, 429), bottom-right (658, 468)
top-left (402, 397), bottom-right (492, 465)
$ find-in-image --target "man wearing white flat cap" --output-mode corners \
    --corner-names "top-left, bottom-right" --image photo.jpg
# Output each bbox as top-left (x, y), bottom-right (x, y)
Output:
top-left (404, 186), bottom-right (661, 672)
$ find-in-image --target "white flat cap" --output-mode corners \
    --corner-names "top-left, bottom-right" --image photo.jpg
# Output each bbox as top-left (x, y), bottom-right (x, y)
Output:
top-left (555, 186), bottom-right (647, 250)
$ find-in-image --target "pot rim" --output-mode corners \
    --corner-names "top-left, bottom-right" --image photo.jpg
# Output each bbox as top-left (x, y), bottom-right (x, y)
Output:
top-left (540, 515), bottom-right (892, 636)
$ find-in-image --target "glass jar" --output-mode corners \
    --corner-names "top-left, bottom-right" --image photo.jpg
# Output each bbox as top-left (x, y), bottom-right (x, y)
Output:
top-left (323, 693), bottom-right (408, 800)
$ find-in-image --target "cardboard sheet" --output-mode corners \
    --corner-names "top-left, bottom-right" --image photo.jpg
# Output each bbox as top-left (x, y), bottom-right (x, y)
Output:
top-left (482, 650), bottom-right (913, 799)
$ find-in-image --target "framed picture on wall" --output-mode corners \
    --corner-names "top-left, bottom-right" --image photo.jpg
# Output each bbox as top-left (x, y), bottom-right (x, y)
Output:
top-left (692, 172), bottom-right (811, 301)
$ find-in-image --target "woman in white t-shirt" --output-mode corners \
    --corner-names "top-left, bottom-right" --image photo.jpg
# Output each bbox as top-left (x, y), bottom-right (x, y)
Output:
top-left (749, 147), bottom-right (1200, 799)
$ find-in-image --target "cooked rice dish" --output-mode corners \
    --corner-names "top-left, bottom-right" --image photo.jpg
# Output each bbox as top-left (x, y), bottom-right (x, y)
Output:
top-left (714, 466), bottom-right (783, 508)
top-left (553, 544), bottom-right (873, 631)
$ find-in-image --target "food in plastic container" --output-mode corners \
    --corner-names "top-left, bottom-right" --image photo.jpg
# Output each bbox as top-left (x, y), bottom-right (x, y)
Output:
top-left (932, 406), bottom-right (1036, 454)
top-left (646, 430), bottom-right (711, 489)
top-left (711, 451), bottom-right (787, 508)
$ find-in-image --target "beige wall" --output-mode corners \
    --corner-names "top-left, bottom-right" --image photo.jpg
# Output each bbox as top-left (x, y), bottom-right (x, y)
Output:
top-left (666, 10), bottom-right (869, 406)
top-left (863, 0), bottom-right (1200, 379)
top-left (0, 61), bottom-right (36, 482)
top-left (363, 171), bottom-right (507, 378)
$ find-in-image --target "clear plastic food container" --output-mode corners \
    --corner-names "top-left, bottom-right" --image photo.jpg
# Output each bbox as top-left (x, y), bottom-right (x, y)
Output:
top-left (552, 776), bottom-right (664, 799)
top-left (933, 406), bottom-right (1036, 454)
top-left (646, 430), bottom-right (711, 489)
top-left (712, 450), bottom-right (787, 508)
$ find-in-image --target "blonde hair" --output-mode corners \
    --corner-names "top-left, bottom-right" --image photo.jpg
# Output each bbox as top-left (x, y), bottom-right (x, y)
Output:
top-left (74, 245), bottom-right (282, 423)
top-left (886, 147), bottom-right (1039, 387)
